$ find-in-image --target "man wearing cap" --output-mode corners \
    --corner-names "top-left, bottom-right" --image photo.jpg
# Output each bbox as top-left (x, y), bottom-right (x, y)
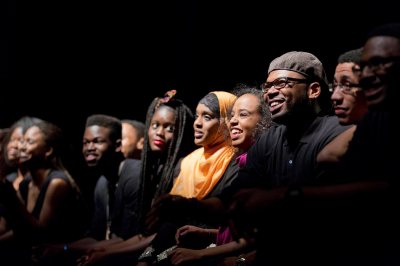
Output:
top-left (219, 51), bottom-right (349, 194)
top-left (214, 51), bottom-right (351, 264)
top-left (145, 51), bottom-right (351, 265)
top-left (228, 26), bottom-right (400, 265)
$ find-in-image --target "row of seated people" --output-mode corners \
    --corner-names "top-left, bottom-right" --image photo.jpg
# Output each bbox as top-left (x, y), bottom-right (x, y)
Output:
top-left (1, 22), bottom-right (399, 266)
top-left (0, 86), bottom-right (270, 266)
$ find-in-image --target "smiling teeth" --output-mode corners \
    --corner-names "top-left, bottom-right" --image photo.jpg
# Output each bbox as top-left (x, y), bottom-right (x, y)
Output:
top-left (270, 102), bottom-right (279, 107)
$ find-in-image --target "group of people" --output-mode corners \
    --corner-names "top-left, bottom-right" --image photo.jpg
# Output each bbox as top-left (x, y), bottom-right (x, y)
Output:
top-left (0, 22), bottom-right (399, 266)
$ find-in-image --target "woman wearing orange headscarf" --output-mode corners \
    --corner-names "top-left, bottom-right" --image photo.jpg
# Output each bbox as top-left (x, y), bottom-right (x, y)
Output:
top-left (136, 91), bottom-right (239, 265)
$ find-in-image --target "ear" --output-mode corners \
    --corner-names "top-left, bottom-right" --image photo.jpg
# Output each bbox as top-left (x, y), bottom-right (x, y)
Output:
top-left (45, 147), bottom-right (54, 158)
top-left (115, 139), bottom-right (122, 153)
top-left (136, 137), bottom-right (144, 150)
top-left (308, 82), bottom-right (321, 99)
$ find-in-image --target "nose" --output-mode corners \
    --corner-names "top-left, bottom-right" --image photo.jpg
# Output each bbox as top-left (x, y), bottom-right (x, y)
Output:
top-left (266, 87), bottom-right (280, 101)
top-left (155, 127), bottom-right (164, 137)
top-left (229, 115), bottom-right (238, 125)
top-left (331, 87), bottom-right (344, 102)
top-left (18, 139), bottom-right (26, 150)
top-left (194, 117), bottom-right (202, 128)
top-left (86, 141), bottom-right (96, 150)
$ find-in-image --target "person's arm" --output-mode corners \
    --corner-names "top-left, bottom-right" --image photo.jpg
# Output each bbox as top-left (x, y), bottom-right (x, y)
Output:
top-left (175, 225), bottom-right (218, 247)
top-left (3, 177), bottom-right (72, 233)
top-left (78, 233), bottom-right (156, 266)
top-left (169, 238), bottom-right (248, 265)
top-left (317, 125), bottom-right (356, 164)
top-left (218, 250), bottom-right (257, 266)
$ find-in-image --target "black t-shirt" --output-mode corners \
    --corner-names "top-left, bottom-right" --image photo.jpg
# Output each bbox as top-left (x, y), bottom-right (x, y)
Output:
top-left (218, 115), bottom-right (350, 205)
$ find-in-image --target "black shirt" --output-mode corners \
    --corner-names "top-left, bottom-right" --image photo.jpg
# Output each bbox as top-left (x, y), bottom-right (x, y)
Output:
top-left (219, 115), bottom-right (350, 204)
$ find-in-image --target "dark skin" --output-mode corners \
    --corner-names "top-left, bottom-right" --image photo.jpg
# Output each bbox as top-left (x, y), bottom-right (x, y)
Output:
top-left (82, 125), bottom-right (123, 186)
top-left (0, 125), bottom-right (73, 243)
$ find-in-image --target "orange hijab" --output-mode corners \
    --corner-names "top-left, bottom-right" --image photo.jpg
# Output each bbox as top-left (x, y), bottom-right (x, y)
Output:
top-left (170, 91), bottom-right (237, 199)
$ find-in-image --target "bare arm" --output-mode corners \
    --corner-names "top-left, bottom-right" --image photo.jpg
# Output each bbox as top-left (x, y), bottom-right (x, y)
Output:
top-left (317, 125), bottom-right (356, 164)
top-left (5, 178), bottom-right (71, 232)
top-left (169, 238), bottom-right (248, 265)
top-left (78, 234), bottom-right (156, 266)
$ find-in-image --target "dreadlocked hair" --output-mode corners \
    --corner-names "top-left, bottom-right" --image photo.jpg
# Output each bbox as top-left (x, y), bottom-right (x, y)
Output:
top-left (137, 93), bottom-right (194, 225)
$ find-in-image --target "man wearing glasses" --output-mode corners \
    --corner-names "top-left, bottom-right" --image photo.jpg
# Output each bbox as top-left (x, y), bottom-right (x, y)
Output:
top-left (260, 52), bottom-right (334, 124)
top-left (317, 48), bottom-right (369, 165)
top-left (146, 51), bottom-right (351, 265)
top-left (237, 25), bottom-right (400, 265)
top-left (220, 51), bottom-right (352, 265)
top-left (333, 23), bottom-right (400, 264)
top-left (331, 48), bottom-right (368, 125)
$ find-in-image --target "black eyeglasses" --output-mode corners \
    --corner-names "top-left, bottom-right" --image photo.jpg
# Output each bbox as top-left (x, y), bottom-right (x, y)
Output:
top-left (261, 77), bottom-right (309, 94)
top-left (330, 82), bottom-right (360, 95)
top-left (359, 56), bottom-right (400, 72)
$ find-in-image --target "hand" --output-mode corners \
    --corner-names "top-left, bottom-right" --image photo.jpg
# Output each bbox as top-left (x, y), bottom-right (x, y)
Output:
top-left (169, 247), bottom-right (203, 266)
top-left (175, 225), bottom-right (208, 245)
top-left (228, 187), bottom-right (286, 241)
top-left (76, 248), bottom-right (106, 266)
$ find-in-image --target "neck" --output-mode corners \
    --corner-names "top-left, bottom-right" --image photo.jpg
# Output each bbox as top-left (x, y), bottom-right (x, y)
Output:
top-left (31, 168), bottom-right (51, 186)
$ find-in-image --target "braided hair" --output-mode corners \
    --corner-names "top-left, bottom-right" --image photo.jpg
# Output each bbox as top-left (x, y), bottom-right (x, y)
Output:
top-left (137, 91), bottom-right (194, 225)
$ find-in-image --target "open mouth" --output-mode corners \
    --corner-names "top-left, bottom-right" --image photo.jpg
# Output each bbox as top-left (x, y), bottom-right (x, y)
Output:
top-left (269, 100), bottom-right (284, 114)
top-left (230, 128), bottom-right (242, 140)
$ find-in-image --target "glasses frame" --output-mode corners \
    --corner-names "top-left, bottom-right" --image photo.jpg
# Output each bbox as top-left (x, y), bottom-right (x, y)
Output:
top-left (261, 77), bottom-right (309, 94)
top-left (329, 82), bottom-right (361, 95)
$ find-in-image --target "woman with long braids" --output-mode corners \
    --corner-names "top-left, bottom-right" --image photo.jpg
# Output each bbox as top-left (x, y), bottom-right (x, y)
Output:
top-left (77, 90), bottom-right (194, 266)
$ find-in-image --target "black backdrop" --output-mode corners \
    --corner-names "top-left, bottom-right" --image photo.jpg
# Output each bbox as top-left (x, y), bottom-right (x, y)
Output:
top-left (1, 0), bottom-right (399, 145)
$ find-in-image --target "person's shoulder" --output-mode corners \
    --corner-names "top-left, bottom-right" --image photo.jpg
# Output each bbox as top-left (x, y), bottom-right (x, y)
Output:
top-left (317, 115), bottom-right (351, 130)
top-left (47, 170), bottom-right (70, 185)
top-left (121, 158), bottom-right (142, 170)
top-left (118, 159), bottom-right (141, 185)
top-left (311, 116), bottom-right (352, 143)
top-left (258, 122), bottom-right (285, 140)
top-left (119, 159), bottom-right (141, 177)
top-left (317, 115), bottom-right (339, 124)
top-left (47, 174), bottom-right (71, 195)
top-left (5, 172), bottom-right (17, 182)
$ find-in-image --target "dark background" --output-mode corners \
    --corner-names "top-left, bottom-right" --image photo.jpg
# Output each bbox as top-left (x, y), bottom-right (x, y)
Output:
top-left (1, 0), bottom-right (399, 144)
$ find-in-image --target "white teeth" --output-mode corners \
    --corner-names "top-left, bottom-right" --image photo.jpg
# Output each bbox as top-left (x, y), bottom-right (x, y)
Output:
top-left (270, 102), bottom-right (279, 107)
top-left (231, 129), bottom-right (241, 134)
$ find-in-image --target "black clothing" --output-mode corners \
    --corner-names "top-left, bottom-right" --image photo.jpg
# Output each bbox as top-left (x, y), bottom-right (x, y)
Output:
top-left (219, 116), bottom-right (349, 204)
top-left (215, 115), bottom-right (350, 266)
top-left (86, 159), bottom-right (141, 240)
top-left (111, 159), bottom-right (141, 239)
top-left (18, 170), bottom-right (86, 244)
top-left (330, 110), bottom-right (400, 265)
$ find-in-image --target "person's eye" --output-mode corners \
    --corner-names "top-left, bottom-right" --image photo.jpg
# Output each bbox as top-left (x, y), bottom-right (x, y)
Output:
top-left (204, 115), bottom-right (212, 121)
top-left (166, 125), bottom-right (175, 132)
